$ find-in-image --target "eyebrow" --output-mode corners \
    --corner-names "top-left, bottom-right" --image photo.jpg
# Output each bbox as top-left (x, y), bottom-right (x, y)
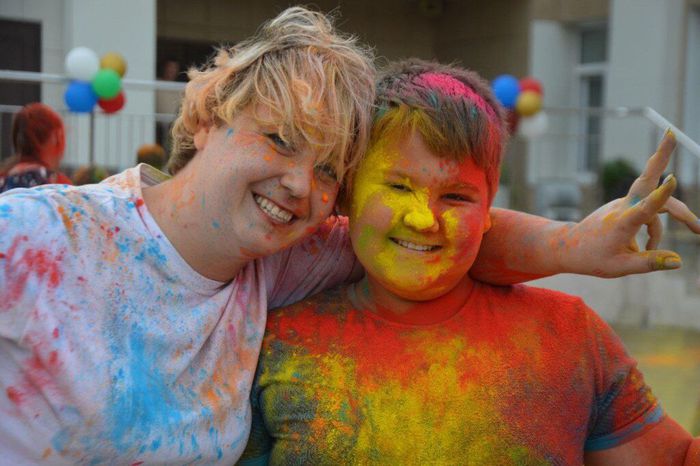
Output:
top-left (385, 169), bottom-right (481, 192)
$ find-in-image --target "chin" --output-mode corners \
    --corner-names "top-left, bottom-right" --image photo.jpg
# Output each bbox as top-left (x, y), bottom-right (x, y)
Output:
top-left (385, 281), bottom-right (452, 302)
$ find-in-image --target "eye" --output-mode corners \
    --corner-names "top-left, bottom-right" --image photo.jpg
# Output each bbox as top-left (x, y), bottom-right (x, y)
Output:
top-left (388, 183), bottom-right (411, 192)
top-left (314, 163), bottom-right (338, 184)
top-left (265, 133), bottom-right (291, 152)
top-left (443, 193), bottom-right (474, 202)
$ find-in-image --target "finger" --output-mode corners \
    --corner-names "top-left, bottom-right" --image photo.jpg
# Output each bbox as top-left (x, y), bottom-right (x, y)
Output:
top-left (608, 250), bottom-right (683, 277)
top-left (645, 214), bottom-right (663, 250)
top-left (664, 196), bottom-right (700, 234)
top-left (627, 130), bottom-right (677, 199)
top-left (623, 174), bottom-right (676, 231)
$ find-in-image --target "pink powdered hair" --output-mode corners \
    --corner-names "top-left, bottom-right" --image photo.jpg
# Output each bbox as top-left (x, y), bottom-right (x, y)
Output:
top-left (413, 72), bottom-right (496, 117)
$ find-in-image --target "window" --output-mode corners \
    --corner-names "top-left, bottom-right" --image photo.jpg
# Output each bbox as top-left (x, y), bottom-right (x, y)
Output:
top-left (576, 25), bottom-right (607, 172)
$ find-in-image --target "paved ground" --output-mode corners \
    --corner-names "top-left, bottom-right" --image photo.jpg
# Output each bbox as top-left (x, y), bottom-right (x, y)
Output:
top-left (614, 325), bottom-right (700, 435)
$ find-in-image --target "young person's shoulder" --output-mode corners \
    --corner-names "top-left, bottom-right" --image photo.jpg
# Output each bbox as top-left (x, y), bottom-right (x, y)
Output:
top-left (265, 286), bottom-right (351, 336)
top-left (0, 168), bottom-right (146, 258)
top-left (474, 282), bottom-right (599, 330)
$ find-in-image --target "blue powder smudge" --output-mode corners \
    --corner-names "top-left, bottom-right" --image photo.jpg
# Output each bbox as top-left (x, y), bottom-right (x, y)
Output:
top-left (226, 128), bottom-right (234, 138)
top-left (135, 239), bottom-right (168, 265)
top-left (151, 437), bottom-right (162, 451)
top-left (212, 220), bottom-right (221, 229)
top-left (51, 428), bottom-right (71, 453)
top-left (106, 324), bottom-right (184, 452)
top-left (0, 203), bottom-right (11, 218)
top-left (629, 195), bottom-right (641, 206)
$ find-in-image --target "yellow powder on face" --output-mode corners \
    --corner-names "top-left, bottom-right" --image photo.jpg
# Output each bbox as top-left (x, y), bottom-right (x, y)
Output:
top-left (351, 141), bottom-right (468, 292)
top-left (402, 197), bottom-right (435, 230)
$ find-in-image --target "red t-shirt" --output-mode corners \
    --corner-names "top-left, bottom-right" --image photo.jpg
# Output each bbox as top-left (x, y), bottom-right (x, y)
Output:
top-left (242, 283), bottom-right (662, 465)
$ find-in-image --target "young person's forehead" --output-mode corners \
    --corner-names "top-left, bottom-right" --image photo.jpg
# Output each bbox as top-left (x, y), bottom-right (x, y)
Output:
top-left (364, 130), bottom-right (487, 189)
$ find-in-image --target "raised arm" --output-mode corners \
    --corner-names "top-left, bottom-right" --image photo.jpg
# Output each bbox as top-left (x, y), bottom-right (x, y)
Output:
top-left (470, 131), bottom-right (700, 285)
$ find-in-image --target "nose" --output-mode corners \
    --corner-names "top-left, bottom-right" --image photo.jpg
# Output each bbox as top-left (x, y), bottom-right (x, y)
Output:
top-left (403, 200), bottom-right (439, 233)
top-left (280, 163), bottom-right (313, 199)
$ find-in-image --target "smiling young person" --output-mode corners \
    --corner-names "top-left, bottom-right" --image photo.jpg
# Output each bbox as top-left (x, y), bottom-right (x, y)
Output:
top-left (0, 6), bottom-right (696, 466)
top-left (240, 60), bottom-right (699, 465)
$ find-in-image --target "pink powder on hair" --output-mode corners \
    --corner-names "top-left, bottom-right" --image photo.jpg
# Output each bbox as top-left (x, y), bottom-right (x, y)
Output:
top-left (415, 72), bottom-right (494, 116)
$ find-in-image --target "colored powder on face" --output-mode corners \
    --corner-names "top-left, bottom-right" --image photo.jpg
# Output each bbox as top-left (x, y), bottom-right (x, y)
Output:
top-left (351, 140), bottom-right (469, 294)
top-left (403, 208), bottom-right (435, 231)
top-left (322, 193), bottom-right (329, 203)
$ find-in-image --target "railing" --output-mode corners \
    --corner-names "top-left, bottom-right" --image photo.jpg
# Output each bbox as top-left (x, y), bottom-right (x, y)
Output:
top-left (0, 70), bottom-right (184, 173)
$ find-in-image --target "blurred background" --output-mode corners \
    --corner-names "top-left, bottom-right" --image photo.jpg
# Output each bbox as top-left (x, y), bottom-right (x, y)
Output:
top-left (1, 0), bottom-right (699, 434)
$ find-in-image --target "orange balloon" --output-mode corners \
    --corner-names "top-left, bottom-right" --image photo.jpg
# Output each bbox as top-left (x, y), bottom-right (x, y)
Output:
top-left (100, 52), bottom-right (127, 77)
top-left (515, 90), bottom-right (542, 117)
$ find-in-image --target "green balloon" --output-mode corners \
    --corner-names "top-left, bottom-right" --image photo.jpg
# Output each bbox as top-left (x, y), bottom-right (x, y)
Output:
top-left (91, 69), bottom-right (121, 99)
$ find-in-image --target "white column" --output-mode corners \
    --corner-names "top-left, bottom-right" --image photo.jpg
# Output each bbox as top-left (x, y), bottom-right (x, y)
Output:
top-left (603, 0), bottom-right (685, 172)
top-left (63, 0), bottom-right (157, 170)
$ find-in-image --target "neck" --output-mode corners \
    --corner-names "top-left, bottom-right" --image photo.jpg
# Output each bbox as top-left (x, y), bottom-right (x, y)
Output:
top-left (349, 273), bottom-right (476, 325)
top-left (142, 164), bottom-right (249, 282)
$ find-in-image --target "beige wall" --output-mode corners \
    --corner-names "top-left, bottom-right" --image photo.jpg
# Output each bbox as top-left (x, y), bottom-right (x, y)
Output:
top-left (532, 0), bottom-right (608, 22)
top-left (157, 0), bottom-right (436, 62)
top-left (156, 0), bottom-right (531, 79)
top-left (436, 0), bottom-right (531, 79)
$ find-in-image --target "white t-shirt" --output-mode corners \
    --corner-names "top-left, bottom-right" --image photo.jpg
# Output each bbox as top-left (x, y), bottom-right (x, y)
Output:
top-left (0, 164), bottom-right (358, 465)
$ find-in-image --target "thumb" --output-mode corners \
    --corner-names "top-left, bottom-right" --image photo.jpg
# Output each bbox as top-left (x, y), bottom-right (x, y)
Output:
top-left (609, 250), bottom-right (682, 277)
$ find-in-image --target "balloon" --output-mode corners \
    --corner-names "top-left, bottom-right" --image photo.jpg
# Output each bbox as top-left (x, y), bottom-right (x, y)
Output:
top-left (91, 69), bottom-right (121, 99)
top-left (98, 91), bottom-right (126, 114)
top-left (491, 74), bottom-right (520, 109)
top-left (100, 52), bottom-right (127, 77)
top-left (519, 76), bottom-right (543, 96)
top-left (518, 112), bottom-right (549, 139)
top-left (65, 47), bottom-right (100, 81)
top-left (64, 81), bottom-right (97, 113)
top-left (515, 91), bottom-right (543, 117)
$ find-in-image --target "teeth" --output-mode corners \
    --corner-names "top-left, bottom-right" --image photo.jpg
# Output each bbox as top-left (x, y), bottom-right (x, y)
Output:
top-left (395, 239), bottom-right (438, 252)
top-left (254, 195), bottom-right (293, 223)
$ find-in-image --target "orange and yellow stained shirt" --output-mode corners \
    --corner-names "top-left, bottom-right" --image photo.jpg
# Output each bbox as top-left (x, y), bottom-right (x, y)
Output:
top-left (242, 283), bottom-right (663, 465)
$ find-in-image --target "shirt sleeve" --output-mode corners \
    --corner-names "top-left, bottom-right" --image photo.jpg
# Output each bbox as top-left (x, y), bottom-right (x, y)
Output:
top-left (0, 189), bottom-right (68, 341)
top-left (263, 215), bottom-right (362, 309)
top-left (582, 300), bottom-right (665, 451)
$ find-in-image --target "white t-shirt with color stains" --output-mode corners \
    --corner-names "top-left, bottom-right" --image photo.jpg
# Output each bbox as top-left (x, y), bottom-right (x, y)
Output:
top-left (0, 164), bottom-right (358, 465)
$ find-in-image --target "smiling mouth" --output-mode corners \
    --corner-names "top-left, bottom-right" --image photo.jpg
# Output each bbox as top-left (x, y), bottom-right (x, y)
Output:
top-left (391, 238), bottom-right (441, 252)
top-left (254, 194), bottom-right (294, 224)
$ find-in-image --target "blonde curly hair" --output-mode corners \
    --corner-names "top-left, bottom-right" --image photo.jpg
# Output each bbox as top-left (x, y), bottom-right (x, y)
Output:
top-left (167, 6), bottom-right (376, 184)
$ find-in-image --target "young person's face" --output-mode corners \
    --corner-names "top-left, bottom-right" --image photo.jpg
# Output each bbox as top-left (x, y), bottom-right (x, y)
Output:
top-left (193, 103), bottom-right (340, 259)
top-left (348, 130), bottom-right (492, 301)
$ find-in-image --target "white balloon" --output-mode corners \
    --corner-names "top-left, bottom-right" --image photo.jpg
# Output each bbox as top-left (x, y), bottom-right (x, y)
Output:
top-left (518, 112), bottom-right (549, 139)
top-left (65, 47), bottom-right (100, 81)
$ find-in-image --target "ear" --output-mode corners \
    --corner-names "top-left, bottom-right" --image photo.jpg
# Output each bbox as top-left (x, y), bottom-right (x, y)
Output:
top-left (193, 125), bottom-right (211, 151)
top-left (482, 209), bottom-right (493, 234)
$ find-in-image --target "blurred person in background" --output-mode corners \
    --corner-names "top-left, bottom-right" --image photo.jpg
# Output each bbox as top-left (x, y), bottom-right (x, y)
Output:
top-left (0, 103), bottom-right (71, 193)
top-left (71, 165), bottom-right (110, 186)
top-left (136, 143), bottom-right (167, 170)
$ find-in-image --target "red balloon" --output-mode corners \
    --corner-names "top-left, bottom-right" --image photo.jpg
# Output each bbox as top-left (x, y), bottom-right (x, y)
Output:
top-left (519, 77), bottom-right (543, 96)
top-left (98, 91), bottom-right (125, 114)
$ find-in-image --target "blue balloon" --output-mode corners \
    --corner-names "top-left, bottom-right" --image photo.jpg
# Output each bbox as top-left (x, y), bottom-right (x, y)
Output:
top-left (492, 74), bottom-right (520, 109)
top-left (64, 80), bottom-right (97, 113)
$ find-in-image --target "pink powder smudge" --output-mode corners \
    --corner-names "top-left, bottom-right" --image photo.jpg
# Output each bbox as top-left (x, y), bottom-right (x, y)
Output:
top-left (414, 72), bottom-right (495, 117)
